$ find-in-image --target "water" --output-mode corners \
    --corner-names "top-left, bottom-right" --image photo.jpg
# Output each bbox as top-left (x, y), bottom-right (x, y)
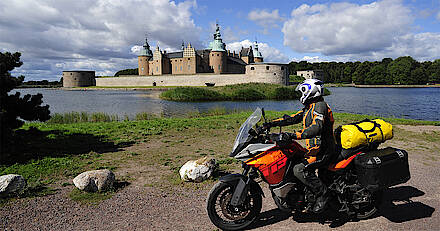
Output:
top-left (13, 87), bottom-right (440, 121)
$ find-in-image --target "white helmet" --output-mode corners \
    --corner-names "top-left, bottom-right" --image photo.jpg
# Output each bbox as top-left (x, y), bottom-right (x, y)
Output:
top-left (295, 79), bottom-right (324, 104)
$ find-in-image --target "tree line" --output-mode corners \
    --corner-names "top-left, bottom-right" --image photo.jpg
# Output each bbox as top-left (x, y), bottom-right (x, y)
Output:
top-left (288, 56), bottom-right (440, 85)
top-left (114, 68), bottom-right (138, 76)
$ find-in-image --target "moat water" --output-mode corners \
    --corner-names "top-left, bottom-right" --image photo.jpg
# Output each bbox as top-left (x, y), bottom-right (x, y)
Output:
top-left (14, 87), bottom-right (440, 121)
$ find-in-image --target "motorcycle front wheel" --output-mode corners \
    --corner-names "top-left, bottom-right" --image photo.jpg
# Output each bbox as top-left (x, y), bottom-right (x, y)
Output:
top-left (206, 181), bottom-right (262, 231)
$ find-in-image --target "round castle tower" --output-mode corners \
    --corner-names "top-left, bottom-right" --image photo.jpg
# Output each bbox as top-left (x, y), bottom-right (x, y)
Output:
top-left (208, 24), bottom-right (227, 74)
top-left (138, 37), bottom-right (153, 76)
top-left (62, 71), bottom-right (95, 87)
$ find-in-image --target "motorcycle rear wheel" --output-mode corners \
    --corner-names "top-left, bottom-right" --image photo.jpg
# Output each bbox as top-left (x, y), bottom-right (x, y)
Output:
top-left (206, 181), bottom-right (262, 231)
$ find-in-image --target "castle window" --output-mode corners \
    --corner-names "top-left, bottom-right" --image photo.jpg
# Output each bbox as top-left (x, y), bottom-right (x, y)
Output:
top-left (218, 65), bottom-right (221, 70)
top-left (217, 54), bottom-right (219, 56)
top-left (281, 66), bottom-right (285, 70)
top-left (188, 58), bottom-right (190, 60)
top-left (180, 66), bottom-right (182, 71)
top-left (274, 73), bottom-right (276, 75)
top-left (156, 67), bottom-right (158, 72)
top-left (266, 66), bottom-right (270, 70)
top-left (188, 65), bottom-right (190, 70)
top-left (70, 73), bottom-right (72, 75)
top-left (251, 67), bottom-right (255, 70)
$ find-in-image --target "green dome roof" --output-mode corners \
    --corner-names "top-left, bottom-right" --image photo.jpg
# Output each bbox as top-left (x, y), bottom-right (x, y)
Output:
top-left (139, 38), bottom-right (153, 57)
top-left (253, 41), bottom-right (263, 58)
top-left (207, 24), bottom-right (226, 52)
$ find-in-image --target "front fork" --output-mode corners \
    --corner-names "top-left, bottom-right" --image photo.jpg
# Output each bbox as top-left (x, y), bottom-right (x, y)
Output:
top-left (228, 165), bottom-right (263, 207)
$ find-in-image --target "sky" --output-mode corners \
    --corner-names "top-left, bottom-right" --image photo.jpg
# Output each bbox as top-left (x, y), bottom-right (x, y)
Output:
top-left (1, 0), bottom-right (439, 81)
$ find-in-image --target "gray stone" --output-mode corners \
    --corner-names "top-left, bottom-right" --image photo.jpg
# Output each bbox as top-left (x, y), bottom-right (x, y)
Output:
top-left (179, 157), bottom-right (217, 183)
top-left (73, 169), bottom-right (115, 192)
top-left (0, 174), bottom-right (27, 196)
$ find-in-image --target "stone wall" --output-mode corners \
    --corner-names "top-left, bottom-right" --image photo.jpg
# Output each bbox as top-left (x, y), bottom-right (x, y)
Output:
top-left (96, 73), bottom-right (287, 87)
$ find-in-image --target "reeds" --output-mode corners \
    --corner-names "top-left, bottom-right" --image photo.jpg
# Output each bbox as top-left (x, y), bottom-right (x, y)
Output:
top-left (48, 112), bottom-right (119, 124)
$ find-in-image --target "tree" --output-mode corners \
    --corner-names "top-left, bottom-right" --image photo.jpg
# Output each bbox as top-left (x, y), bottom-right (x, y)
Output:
top-left (427, 59), bottom-right (440, 83)
top-left (114, 68), bottom-right (138, 76)
top-left (0, 52), bottom-right (51, 146)
top-left (352, 62), bottom-right (371, 84)
top-left (388, 56), bottom-right (417, 84)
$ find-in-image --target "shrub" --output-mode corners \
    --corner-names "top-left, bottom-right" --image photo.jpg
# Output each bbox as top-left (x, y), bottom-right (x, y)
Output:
top-left (231, 88), bottom-right (265, 101)
top-left (160, 87), bottom-right (225, 101)
top-left (272, 87), bottom-right (299, 100)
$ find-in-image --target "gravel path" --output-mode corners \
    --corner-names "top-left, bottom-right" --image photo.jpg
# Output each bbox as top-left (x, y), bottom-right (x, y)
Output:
top-left (1, 151), bottom-right (439, 230)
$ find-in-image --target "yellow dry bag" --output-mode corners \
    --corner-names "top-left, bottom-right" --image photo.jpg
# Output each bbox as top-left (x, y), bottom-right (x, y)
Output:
top-left (339, 119), bottom-right (393, 149)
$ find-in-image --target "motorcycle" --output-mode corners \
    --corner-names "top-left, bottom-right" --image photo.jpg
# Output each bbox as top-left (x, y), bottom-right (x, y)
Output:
top-left (206, 108), bottom-right (410, 230)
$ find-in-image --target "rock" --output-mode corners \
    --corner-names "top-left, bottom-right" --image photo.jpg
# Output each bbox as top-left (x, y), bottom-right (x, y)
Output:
top-left (179, 157), bottom-right (217, 183)
top-left (0, 174), bottom-right (27, 196)
top-left (73, 169), bottom-right (115, 192)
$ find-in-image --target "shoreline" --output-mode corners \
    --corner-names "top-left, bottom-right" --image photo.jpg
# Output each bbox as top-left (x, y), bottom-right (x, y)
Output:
top-left (325, 83), bottom-right (439, 88)
top-left (17, 84), bottom-right (440, 90)
top-left (62, 87), bottom-right (170, 91)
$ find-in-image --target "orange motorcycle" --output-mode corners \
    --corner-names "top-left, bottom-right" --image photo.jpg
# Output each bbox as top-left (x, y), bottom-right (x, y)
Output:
top-left (206, 108), bottom-right (410, 230)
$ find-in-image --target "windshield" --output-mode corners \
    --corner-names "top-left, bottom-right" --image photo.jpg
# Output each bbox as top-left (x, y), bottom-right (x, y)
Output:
top-left (231, 108), bottom-right (262, 155)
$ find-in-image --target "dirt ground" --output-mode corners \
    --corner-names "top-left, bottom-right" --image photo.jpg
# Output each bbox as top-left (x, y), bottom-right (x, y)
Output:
top-left (1, 125), bottom-right (439, 230)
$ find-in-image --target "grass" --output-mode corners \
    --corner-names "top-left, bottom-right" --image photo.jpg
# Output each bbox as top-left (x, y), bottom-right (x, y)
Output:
top-left (48, 112), bottom-right (120, 124)
top-left (68, 188), bottom-right (114, 205)
top-left (1, 110), bottom-right (438, 201)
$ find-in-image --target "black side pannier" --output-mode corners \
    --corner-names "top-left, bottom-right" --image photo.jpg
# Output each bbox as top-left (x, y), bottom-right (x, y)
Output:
top-left (354, 147), bottom-right (410, 191)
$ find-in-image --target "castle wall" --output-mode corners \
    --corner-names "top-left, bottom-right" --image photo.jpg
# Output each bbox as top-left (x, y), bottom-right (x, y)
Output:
top-left (170, 57), bottom-right (197, 75)
top-left (96, 72), bottom-right (287, 87)
top-left (63, 71), bottom-right (95, 87)
top-left (227, 63), bottom-right (245, 74)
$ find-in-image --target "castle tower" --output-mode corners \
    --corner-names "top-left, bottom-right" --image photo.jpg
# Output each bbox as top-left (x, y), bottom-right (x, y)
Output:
top-left (208, 23), bottom-right (227, 74)
top-left (138, 37), bottom-right (153, 76)
top-left (253, 40), bottom-right (263, 63)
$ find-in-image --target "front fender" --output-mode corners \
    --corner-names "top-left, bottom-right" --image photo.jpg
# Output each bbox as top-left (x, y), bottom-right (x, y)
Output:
top-left (219, 174), bottom-right (264, 197)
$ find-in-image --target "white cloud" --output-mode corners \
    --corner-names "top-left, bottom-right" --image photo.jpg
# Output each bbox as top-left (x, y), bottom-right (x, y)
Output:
top-left (281, 0), bottom-right (440, 61)
top-left (226, 40), bottom-right (290, 63)
top-left (283, 0), bottom-right (412, 56)
top-left (0, 0), bottom-right (200, 80)
top-left (297, 56), bottom-right (328, 63)
top-left (248, 9), bottom-right (285, 34)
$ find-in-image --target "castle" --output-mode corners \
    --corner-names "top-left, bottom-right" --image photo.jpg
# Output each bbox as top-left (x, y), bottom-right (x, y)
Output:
top-left (63, 24), bottom-right (289, 88)
top-left (137, 24), bottom-right (263, 76)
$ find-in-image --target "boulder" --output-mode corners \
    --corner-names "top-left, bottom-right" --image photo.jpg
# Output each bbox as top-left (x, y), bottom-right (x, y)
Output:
top-left (0, 174), bottom-right (27, 196)
top-left (179, 157), bottom-right (217, 183)
top-left (73, 169), bottom-right (115, 192)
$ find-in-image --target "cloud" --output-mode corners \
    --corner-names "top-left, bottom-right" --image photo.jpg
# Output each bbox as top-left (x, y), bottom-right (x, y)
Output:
top-left (282, 0), bottom-right (440, 61)
top-left (437, 11), bottom-right (440, 20)
top-left (248, 9), bottom-right (285, 34)
top-left (226, 40), bottom-right (290, 63)
top-left (283, 0), bottom-right (412, 56)
top-left (0, 0), bottom-right (200, 80)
